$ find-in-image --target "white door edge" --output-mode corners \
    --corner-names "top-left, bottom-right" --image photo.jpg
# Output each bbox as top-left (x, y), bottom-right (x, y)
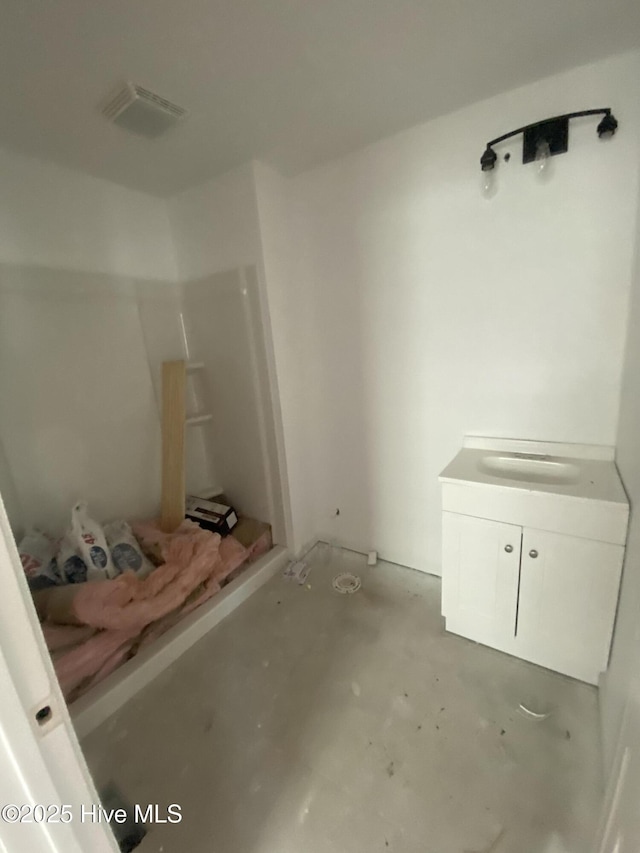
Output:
top-left (0, 489), bottom-right (117, 852)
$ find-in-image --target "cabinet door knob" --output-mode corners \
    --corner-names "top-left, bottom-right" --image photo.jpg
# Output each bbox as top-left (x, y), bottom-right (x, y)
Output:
top-left (504, 544), bottom-right (513, 553)
top-left (529, 549), bottom-right (538, 559)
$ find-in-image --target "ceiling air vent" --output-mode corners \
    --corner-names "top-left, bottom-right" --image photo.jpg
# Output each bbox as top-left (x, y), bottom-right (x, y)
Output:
top-left (102, 83), bottom-right (188, 138)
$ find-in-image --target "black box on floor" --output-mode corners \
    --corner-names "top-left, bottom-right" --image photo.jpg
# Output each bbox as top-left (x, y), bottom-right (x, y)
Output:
top-left (186, 495), bottom-right (238, 536)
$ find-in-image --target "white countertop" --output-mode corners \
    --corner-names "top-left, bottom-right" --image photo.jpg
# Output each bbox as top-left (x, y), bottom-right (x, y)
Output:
top-left (439, 437), bottom-right (628, 507)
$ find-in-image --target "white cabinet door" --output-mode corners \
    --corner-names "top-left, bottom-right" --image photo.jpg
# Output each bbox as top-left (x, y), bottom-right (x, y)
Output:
top-left (516, 529), bottom-right (624, 684)
top-left (442, 512), bottom-right (521, 649)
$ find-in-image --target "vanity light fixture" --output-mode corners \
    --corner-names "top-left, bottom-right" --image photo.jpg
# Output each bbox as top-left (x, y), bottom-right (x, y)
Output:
top-left (596, 112), bottom-right (618, 139)
top-left (480, 145), bottom-right (497, 171)
top-left (479, 107), bottom-right (618, 193)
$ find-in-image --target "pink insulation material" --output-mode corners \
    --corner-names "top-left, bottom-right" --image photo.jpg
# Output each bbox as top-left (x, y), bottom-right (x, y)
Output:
top-left (42, 623), bottom-right (96, 653)
top-left (72, 520), bottom-right (243, 631)
top-left (53, 627), bottom-right (139, 700)
top-left (44, 520), bottom-right (249, 702)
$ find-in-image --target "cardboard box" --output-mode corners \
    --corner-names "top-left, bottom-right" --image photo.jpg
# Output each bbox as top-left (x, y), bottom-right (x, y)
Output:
top-left (185, 496), bottom-right (238, 536)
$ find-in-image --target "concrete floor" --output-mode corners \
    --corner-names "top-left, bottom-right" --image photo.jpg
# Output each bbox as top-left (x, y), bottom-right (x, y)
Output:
top-left (81, 546), bottom-right (603, 853)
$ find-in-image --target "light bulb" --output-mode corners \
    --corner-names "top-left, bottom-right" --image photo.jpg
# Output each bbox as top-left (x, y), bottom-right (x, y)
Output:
top-left (535, 139), bottom-right (551, 173)
top-left (481, 167), bottom-right (497, 199)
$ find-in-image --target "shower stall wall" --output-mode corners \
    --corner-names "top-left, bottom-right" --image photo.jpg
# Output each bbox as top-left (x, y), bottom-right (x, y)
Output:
top-left (0, 262), bottom-right (292, 736)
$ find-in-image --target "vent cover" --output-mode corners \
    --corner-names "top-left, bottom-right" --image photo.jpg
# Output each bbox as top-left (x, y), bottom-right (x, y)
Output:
top-left (102, 83), bottom-right (187, 138)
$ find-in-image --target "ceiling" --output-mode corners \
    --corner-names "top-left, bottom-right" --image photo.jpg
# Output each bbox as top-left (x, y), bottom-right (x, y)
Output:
top-left (2, 0), bottom-right (640, 196)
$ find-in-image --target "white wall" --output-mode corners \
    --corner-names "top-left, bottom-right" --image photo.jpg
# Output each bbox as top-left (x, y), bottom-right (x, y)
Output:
top-left (168, 164), bottom-right (293, 546)
top-left (597, 156), bottom-right (640, 846)
top-left (257, 51), bottom-right (640, 572)
top-left (181, 268), bottom-right (273, 523)
top-left (0, 149), bottom-right (292, 545)
top-left (168, 163), bottom-right (262, 281)
top-left (601, 182), bottom-right (640, 769)
top-left (254, 162), bottom-right (314, 553)
top-left (0, 149), bottom-right (176, 281)
top-left (0, 149), bottom-right (178, 536)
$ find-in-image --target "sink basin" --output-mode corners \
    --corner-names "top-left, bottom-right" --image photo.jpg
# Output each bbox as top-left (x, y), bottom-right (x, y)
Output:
top-left (477, 453), bottom-right (581, 485)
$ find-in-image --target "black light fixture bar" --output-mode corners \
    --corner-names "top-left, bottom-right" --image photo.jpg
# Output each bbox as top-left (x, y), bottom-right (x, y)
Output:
top-left (480, 107), bottom-right (617, 171)
top-left (486, 108), bottom-right (612, 148)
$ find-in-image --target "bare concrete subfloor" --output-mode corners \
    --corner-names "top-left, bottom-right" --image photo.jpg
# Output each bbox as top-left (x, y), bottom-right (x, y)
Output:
top-left (81, 545), bottom-right (602, 853)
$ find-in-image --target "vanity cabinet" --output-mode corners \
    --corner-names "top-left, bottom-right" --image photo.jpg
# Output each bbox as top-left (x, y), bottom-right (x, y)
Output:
top-left (440, 438), bottom-right (629, 684)
top-left (441, 514), bottom-right (521, 650)
top-left (442, 511), bottom-right (624, 684)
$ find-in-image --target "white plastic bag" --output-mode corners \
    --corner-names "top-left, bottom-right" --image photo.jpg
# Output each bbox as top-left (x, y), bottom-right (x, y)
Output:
top-left (58, 530), bottom-right (91, 584)
top-left (104, 520), bottom-right (155, 577)
top-left (59, 502), bottom-right (118, 583)
top-left (72, 502), bottom-right (117, 579)
top-left (18, 530), bottom-right (62, 588)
